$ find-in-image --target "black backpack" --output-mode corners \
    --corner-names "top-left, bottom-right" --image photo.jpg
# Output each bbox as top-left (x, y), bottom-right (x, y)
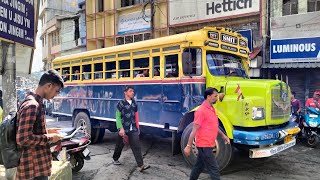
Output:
top-left (0, 111), bottom-right (21, 168)
top-left (0, 97), bottom-right (34, 168)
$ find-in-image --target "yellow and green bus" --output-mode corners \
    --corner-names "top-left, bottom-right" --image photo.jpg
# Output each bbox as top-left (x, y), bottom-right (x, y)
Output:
top-left (52, 27), bottom-right (299, 170)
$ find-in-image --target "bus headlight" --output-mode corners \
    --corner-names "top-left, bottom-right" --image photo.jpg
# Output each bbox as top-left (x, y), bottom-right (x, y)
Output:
top-left (252, 107), bottom-right (265, 120)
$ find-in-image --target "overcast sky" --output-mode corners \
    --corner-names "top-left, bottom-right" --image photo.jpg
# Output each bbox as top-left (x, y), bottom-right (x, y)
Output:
top-left (32, 22), bottom-right (43, 72)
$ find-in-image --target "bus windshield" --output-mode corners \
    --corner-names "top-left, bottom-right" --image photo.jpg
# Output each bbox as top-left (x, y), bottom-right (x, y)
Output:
top-left (206, 51), bottom-right (248, 78)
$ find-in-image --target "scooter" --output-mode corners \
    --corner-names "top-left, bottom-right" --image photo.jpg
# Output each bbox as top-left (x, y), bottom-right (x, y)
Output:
top-left (302, 107), bottom-right (320, 147)
top-left (50, 126), bottom-right (91, 172)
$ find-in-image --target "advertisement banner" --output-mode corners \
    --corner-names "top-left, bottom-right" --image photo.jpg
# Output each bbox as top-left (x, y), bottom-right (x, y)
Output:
top-left (118, 10), bottom-right (151, 35)
top-left (0, 0), bottom-right (35, 47)
top-left (169, 0), bottom-right (260, 26)
top-left (270, 37), bottom-right (320, 63)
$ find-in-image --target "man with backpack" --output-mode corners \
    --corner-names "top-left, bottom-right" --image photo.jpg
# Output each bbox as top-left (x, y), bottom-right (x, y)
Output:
top-left (15, 70), bottom-right (64, 180)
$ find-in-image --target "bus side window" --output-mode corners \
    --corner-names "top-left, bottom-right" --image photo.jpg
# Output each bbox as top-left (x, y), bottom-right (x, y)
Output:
top-left (62, 67), bottom-right (70, 82)
top-left (134, 57), bottom-right (149, 78)
top-left (165, 54), bottom-right (179, 78)
top-left (119, 60), bottom-right (130, 78)
top-left (106, 61), bottom-right (116, 79)
top-left (94, 63), bottom-right (103, 79)
top-left (72, 66), bottom-right (80, 80)
top-left (183, 48), bottom-right (202, 76)
top-left (153, 56), bottom-right (160, 77)
top-left (82, 64), bottom-right (92, 80)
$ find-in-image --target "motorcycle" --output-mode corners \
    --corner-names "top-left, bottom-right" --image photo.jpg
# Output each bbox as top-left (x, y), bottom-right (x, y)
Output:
top-left (50, 126), bottom-right (91, 172)
top-left (301, 107), bottom-right (320, 147)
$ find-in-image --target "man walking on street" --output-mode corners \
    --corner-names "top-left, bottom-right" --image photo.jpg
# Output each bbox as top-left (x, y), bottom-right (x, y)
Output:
top-left (112, 86), bottom-right (150, 172)
top-left (16, 70), bottom-right (64, 180)
top-left (184, 87), bottom-right (230, 180)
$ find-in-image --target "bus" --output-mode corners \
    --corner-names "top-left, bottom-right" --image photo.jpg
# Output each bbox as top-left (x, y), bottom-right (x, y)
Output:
top-left (52, 27), bottom-right (300, 170)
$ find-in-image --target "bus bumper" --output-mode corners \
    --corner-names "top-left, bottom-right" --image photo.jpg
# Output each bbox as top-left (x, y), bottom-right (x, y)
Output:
top-left (233, 121), bottom-right (300, 158)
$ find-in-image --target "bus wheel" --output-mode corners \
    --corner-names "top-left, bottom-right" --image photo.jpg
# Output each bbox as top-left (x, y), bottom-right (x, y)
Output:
top-left (91, 128), bottom-right (105, 143)
top-left (181, 123), bottom-right (233, 171)
top-left (74, 112), bottom-right (98, 143)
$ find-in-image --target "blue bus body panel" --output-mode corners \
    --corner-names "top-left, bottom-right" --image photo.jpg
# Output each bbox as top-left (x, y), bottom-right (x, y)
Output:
top-left (53, 81), bottom-right (206, 129)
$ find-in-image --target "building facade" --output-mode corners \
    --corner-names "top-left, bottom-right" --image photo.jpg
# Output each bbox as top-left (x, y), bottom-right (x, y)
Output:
top-left (85, 0), bottom-right (267, 78)
top-left (39, 0), bottom-right (86, 70)
top-left (85, 0), bottom-right (168, 50)
top-left (263, 0), bottom-right (320, 104)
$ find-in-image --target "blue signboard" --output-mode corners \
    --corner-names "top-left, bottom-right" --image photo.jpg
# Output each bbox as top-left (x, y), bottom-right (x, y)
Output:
top-left (0, 0), bottom-right (35, 47)
top-left (237, 29), bottom-right (253, 52)
top-left (270, 37), bottom-right (320, 63)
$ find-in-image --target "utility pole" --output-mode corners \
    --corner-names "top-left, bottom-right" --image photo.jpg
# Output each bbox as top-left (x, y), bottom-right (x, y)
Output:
top-left (0, 40), bottom-right (17, 180)
top-left (1, 41), bottom-right (17, 117)
top-left (150, 0), bottom-right (155, 39)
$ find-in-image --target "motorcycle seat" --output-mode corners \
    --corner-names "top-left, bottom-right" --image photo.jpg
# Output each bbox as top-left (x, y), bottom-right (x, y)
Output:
top-left (59, 128), bottom-right (76, 136)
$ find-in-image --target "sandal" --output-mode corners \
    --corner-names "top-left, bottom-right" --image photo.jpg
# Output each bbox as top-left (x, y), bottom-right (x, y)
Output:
top-left (139, 164), bottom-right (150, 172)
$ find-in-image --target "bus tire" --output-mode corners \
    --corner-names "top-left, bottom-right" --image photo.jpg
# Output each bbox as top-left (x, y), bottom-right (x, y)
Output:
top-left (74, 112), bottom-right (101, 144)
top-left (181, 123), bottom-right (233, 171)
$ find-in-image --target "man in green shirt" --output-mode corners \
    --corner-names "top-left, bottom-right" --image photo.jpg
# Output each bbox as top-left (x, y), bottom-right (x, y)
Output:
top-left (112, 86), bottom-right (150, 172)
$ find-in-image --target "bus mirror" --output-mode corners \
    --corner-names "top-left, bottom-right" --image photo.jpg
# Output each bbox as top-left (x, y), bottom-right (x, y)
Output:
top-left (182, 52), bottom-right (192, 74)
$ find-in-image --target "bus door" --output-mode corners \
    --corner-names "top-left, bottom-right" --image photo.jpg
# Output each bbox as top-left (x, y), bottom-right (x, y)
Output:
top-left (156, 52), bottom-right (182, 128)
top-left (181, 48), bottom-right (205, 112)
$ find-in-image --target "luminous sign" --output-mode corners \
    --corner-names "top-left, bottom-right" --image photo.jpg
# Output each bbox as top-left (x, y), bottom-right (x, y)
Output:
top-left (270, 37), bottom-right (320, 63)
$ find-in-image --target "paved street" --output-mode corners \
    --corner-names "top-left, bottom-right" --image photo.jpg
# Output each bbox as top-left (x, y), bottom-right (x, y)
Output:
top-left (47, 116), bottom-right (320, 180)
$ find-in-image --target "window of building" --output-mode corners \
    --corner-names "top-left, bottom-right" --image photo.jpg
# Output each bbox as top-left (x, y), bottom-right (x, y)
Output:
top-left (82, 64), bottom-right (92, 80)
top-left (97, 0), bottom-right (104, 12)
top-left (121, 0), bottom-right (146, 8)
top-left (134, 34), bottom-right (143, 42)
top-left (125, 35), bottom-right (133, 44)
top-left (119, 60), bottom-right (130, 78)
top-left (153, 56), bottom-right (160, 77)
top-left (308, 0), bottom-right (320, 12)
top-left (116, 37), bottom-right (124, 45)
top-left (283, 0), bottom-right (298, 16)
top-left (134, 57), bottom-right (149, 78)
top-left (116, 32), bottom-right (151, 45)
top-left (74, 18), bottom-right (80, 45)
top-left (106, 61), bottom-right (116, 79)
top-left (165, 54), bottom-right (179, 78)
top-left (94, 63), bottom-right (103, 79)
top-left (144, 33), bottom-right (151, 40)
top-left (183, 48), bottom-right (202, 76)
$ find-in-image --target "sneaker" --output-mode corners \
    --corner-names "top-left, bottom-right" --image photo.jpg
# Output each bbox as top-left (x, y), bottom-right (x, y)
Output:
top-left (113, 160), bottom-right (121, 165)
top-left (138, 164), bottom-right (150, 172)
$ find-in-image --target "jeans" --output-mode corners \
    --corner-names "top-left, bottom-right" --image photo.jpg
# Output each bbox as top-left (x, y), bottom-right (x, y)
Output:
top-left (34, 176), bottom-right (49, 180)
top-left (112, 131), bottom-right (144, 167)
top-left (190, 147), bottom-right (220, 180)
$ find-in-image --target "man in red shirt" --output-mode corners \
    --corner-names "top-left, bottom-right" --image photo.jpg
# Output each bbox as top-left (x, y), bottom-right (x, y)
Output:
top-left (305, 91), bottom-right (320, 108)
top-left (184, 87), bottom-right (230, 180)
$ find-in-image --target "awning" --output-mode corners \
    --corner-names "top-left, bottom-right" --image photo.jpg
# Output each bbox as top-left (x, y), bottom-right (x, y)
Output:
top-left (262, 62), bottom-right (320, 69)
top-left (249, 47), bottom-right (261, 60)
